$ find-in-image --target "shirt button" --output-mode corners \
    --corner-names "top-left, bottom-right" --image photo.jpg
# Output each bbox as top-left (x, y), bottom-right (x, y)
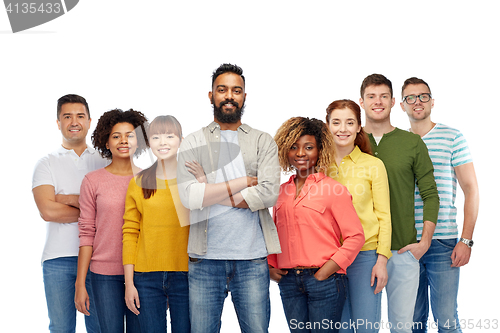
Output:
top-left (296, 270), bottom-right (301, 274)
top-left (375, 152), bottom-right (378, 155)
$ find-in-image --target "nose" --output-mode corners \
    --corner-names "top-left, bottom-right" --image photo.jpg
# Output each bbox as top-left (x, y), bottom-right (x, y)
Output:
top-left (339, 122), bottom-right (347, 132)
top-left (159, 136), bottom-right (167, 145)
top-left (120, 135), bottom-right (128, 144)
top-left (296, 147), bottom-right (306, 157)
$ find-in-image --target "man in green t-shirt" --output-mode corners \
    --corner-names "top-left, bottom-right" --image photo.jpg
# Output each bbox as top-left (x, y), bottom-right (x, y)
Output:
top-left (359, 74), bottom-right (439, 333)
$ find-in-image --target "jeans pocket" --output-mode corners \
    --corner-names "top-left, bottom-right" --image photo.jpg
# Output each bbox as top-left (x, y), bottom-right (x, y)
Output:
top-left (406, 250), bottom-right (419, 262)
top-left (436, 238), bottom-right (458, 250)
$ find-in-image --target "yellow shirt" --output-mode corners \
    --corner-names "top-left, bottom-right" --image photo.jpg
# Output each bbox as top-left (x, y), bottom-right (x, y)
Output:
top-left (327, 146), bottom-right (392, 259)
top-left (123, 177), bottom-right (190, 272)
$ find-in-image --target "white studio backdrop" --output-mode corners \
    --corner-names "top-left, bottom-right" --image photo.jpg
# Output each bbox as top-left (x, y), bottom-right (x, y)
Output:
top-left (1, 1), bottom-right (498, 332)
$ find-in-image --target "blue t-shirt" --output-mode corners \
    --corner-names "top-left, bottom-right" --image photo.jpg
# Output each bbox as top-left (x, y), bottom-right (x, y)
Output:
top-left (191, 130), bottom-right (267, 259)
top-left (414, 123), bottom-right (472, 239)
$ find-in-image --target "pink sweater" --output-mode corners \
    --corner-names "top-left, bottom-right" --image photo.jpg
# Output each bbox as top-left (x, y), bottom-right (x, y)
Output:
top-left (79, 168), bottom-right (133, 275)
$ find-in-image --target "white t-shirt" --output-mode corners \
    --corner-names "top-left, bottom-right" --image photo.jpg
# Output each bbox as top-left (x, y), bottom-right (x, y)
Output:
top-left (32, 146), bottom-right (107, 263)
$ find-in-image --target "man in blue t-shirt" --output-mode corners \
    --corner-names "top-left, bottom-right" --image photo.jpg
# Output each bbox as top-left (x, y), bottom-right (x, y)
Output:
top-left (401, 77), bottom-right (479, 333)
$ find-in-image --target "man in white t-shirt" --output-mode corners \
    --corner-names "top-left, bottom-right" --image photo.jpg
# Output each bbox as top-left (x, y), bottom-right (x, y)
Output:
top-left (401, 77), bottom-right (479, 333)
top-left (32, 94), bottom-right (106, 333)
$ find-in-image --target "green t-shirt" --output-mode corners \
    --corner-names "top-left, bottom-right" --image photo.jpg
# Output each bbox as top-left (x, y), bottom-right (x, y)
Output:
top-left (368, 128), bottom-right (439, 250)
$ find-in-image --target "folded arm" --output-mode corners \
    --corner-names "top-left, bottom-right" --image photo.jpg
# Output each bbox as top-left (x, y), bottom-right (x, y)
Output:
top-left (32, 185), bottom-right (80, 223)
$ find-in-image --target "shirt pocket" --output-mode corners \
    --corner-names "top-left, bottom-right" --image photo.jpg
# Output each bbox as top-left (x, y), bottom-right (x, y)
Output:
top-left (300, 201), bottom-right (326, 228)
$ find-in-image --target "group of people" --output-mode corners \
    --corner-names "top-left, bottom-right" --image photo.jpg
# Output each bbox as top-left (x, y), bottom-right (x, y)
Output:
top-left (32, 64), bottom-right (479, 333)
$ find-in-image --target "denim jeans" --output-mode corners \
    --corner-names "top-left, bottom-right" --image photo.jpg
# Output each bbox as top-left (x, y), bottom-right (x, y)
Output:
top-left (42, 256), bottom-right (100, 333)
top-left (340, 250), bottom-right (382, 333)
top-left (413, 239), bottom-right (462, 333)
top-left (386, 250), bottom-right (420, 333)
top-left (90, 272), bottom-right (141, 333)
top-left (188, 257), bottom-right (270, 333)
top-left (133, 271), bottom-right (190, 333)
top-left (278, 268), bottom-right (347, 333)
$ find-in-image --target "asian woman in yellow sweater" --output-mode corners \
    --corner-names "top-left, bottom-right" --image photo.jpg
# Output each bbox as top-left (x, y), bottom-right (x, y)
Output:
top-left (122, 115), bottom-right (190, 333)
top-left (326, 100), bottom-right (392, 333)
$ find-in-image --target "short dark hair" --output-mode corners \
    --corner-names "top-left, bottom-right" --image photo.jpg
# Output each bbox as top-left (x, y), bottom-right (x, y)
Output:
top-left (57, 94), bottom-right (90, 119)
top-left (211, 63), bottom-right (245, 87)
top-left (91, 109), bottom-right (148, 159)
top-left (360, 74), bottom-right (393, 98)
top-left (401, 77), bottom-right (432, 99)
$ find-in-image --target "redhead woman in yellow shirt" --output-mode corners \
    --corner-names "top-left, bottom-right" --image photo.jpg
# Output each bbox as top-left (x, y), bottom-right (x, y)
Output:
top-left (326, 100), bottom-right (392, 333)
top-left (122, 115), bottom-right (190, 333)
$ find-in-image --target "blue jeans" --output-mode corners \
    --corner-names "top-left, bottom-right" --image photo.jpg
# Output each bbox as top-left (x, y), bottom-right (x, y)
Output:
top-left (133, 271), bottom-right (190, 333)
top-left (188, 257), bottom-right (270, 333)
top-left (90, 272), bottom-right (141, 333)
top-left (340, 250), bottom-right (382, 333)
top-left (43, 256), bottom-right (100, 333)
top-left (413, 239), bottom-right (462, 333)
top-left (278, 268), bottom-right (347, 333)
top-left (386, 250), bottom-right (420, 333)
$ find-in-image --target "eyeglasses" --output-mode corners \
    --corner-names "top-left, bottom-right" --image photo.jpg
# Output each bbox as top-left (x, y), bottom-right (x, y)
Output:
top-left (403, 93), bottom-right (432, 104)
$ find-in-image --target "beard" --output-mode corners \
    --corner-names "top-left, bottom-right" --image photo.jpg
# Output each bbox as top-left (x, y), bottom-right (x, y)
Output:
top-left (212, 98), bottom-right (245, 124)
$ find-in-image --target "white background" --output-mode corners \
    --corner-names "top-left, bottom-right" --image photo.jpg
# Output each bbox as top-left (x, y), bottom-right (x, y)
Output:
top-left (1, 1), bottom-right (498, 332)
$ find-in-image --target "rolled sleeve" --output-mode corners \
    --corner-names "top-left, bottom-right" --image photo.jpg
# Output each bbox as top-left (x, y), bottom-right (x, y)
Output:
top-left (241, 134), bottom-right (280, 212)
top-left (177, 136), bottom-right (206, 211)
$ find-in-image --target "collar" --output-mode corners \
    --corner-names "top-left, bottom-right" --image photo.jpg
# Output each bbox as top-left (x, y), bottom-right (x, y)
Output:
top-left (287, 172), bottom-right (327, 184)
top-left (345, 145), bottom-right (362, 164)
top-left (56, 145), bottom-right (97, 156)
top-left (208, 121), bottom-right (251, 134)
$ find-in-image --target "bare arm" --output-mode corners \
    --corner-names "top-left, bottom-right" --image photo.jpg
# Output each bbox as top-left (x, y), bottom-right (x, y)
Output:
top-left (33, 185), bottom-right (80, 223)
top-left (451, 162), bottom-right (479, 267)
top-left (55, 194), bottom-right (80, 208)
top-left (398, 220), bottom-right (436, 260)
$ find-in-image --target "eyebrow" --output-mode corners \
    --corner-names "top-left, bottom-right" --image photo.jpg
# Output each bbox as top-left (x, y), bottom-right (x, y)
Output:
top-left (111, 131), bottom-right (135, 135)
top-left (61, 112), bottom-right (87, 117)
top-left (216, 84), bottom-right (244, 90)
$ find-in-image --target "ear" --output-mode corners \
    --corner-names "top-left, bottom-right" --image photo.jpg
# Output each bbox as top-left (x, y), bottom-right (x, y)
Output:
top-left (208, 91), bottom-right (213, 104)
top-left (56, 119), bottom-right (61, 130)
top-left (400, 102), bottom-right (405, 112)
top-left (359, 97), bottom-right (365, 110)
top-left (391, 97), bottom-right (396, 108)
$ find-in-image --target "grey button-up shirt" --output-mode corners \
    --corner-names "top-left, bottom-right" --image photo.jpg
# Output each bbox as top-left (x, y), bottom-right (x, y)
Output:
top-left (177, 121), bottom-right (281, 256)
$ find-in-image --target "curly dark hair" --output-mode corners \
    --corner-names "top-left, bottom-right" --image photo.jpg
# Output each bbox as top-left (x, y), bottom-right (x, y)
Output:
top-left (91, 109), bottom-right (148, 159)
top-left (274, 117), bottom-right (335, 174)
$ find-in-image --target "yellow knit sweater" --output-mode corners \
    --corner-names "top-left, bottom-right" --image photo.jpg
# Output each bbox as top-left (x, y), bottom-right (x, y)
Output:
top-left (123, 177), bottom-right (190, 272)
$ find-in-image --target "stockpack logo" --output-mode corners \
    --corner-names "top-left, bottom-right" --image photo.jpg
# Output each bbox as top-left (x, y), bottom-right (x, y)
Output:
top-left (4, 0), bottom-right (79, 33)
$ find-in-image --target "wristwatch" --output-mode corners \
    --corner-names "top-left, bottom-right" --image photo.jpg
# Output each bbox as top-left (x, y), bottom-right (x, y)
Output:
top-left (460, 237), bottom-right (474, 248)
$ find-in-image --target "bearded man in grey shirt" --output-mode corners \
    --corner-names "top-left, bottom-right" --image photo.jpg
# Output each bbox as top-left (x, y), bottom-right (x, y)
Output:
top-left (177, 63), bottom-right (281, 333)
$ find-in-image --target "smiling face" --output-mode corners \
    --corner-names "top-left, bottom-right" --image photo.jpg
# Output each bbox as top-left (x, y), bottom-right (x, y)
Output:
top-left (106, 122), bottom-right (138, 159)
top-left (209, 72), bottom-right (246, 124)
top-left (328, 107), bottom-right (361, 151)
top-left (288, 134), bottom-right (319, 178)
top-left (400, 83), bottom-right (434, 122)
top-left (57, 103), bottom-right (91, 147)
top-left (149, 132), bottom-right (181, 161)
top-left (360, 84), bottom-right (395, 123)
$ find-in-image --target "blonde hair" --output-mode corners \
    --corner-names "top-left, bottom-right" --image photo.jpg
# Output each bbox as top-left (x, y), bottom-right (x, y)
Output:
top-left (274, 117), bottom-right (335, 174)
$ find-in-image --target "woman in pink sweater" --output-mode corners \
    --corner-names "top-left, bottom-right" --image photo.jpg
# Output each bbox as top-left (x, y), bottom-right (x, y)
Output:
top-left (75, 109), bottom-right (147, 333)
